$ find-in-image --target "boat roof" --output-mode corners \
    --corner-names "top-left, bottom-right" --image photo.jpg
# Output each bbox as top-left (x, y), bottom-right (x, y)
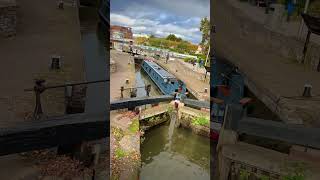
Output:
top-left (144, 61), bottom-right (176, 79)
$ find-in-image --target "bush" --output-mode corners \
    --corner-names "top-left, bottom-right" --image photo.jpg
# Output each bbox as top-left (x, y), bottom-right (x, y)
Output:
top-left (184, 57), bottom-right (197, 63)
top-left (192, 116), bottom-right (209, 126)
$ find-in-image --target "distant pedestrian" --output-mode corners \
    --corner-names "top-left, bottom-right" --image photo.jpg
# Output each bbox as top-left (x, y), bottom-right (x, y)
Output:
top-left (192, 60), bottom-right (196, 71)
top-left (166, 53), bottom-right (169, 64)
top-left (286, 0), bottom-right (294, 22)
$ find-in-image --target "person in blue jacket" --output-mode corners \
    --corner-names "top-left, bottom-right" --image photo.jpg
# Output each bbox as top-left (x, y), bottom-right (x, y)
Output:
top-left (286, 0), bottom-right (294, 22)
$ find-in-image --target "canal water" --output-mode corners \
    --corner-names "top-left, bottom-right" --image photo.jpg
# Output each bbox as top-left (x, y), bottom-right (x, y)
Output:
top-left (140, 121), bottom-right (210, 180)
top-left (79, 6), bottom-right (108, 113)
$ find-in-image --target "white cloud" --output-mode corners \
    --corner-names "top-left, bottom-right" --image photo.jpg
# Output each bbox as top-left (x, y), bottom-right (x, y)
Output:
top-left (110, 13), bottom-right (202, 43)
top-left (110, 14), bottom-right (135, 26)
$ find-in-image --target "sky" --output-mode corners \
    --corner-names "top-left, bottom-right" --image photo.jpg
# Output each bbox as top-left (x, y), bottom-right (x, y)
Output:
top-left (110, 0), bottom-right (210, 44)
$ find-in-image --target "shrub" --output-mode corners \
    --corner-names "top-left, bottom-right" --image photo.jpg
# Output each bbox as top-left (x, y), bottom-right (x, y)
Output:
top-left (192, 116), bottom-right (209, 126)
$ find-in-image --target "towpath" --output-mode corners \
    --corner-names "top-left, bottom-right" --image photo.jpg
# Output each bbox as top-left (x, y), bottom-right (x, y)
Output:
top-left (157, 59), bottom-right (210, 101)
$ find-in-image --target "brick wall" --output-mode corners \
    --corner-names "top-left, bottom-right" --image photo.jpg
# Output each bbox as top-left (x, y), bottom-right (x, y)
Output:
top-left (0, 3), bottom-right (17, 37)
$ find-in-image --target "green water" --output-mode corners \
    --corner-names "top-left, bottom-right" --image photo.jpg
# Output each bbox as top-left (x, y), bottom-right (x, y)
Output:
top-left (140, 122), bottom-right (210, 180)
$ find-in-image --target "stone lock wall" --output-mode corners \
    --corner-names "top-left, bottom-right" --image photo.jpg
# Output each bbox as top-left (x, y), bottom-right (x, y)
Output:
top-left (0, 3), bottom-right (17, 37)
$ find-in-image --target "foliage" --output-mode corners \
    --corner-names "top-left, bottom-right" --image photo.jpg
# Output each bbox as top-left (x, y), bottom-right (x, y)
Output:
top-left (167, 106), bottom-right (174, 113)
top-left (135, 37), bottom-right (148, 45)
top-left (135, 36), bottom-right (198, 55)
top-left (115, 148), bottom-right (127, 159)
top-left (166, 34), bottom-right (183, 42)
top-left (200, 17), bottom-right (210, 55)
top-left (239, 169), bottom-right (250, 180)
top-left (184, 57), bottom-right (197, 63)
top-left (128, 118), bottom-right (139, 133)
top-left (148, 116), bottom-right (161, 122)
top-left (191, 116), bottom-right (209, 126)
top-left (112, 127), bottom-right (124, 141)
top-left (258, 175), bottom-right (270, 180)
top-left (281, 162), bottom-right (307, 180)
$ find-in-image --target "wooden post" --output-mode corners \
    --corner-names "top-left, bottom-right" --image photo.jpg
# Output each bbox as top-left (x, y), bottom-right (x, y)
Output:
top-left (302, 30), bottom-right (311, 64)
top-left (146, 84), bottom-right (151, 96)
top-left (120, 86), bottom-right (124, 98)
top-left (33, 79), bottom-right (46, 120)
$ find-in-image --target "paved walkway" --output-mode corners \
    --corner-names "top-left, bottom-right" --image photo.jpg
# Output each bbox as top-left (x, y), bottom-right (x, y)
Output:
top-left (214, 0), bottom-right (320, 126)
top-left (110, 50), bottom-right (135, 101)
top-left (157, 59), bottom-right (210, 101)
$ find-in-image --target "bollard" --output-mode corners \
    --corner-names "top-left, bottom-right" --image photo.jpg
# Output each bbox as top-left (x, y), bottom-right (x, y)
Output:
top-left (51, 55), bottom-right (61, 70)
top-left (120, 86), bottom-right (124, 98)
top-left (146, 84), bottom-right (151, 96)
top-left (302, 84), bottom-right (312, 97)
top-left (58, 0), bottom-right (64, 9)
top-left (33, 79), bottom-right (46, 120)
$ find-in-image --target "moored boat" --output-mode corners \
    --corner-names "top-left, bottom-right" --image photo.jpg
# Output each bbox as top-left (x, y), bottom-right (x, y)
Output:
top-left (141, 60), bottom-right (187, 95)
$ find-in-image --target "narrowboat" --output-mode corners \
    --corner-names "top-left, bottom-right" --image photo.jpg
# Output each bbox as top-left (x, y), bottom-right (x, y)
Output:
top-left (141, 60), bottom-right (187, 95)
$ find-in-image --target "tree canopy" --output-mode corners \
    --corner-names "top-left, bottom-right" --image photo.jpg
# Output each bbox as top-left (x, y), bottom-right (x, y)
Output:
top-left (200, 17), bottom-right (210, 55)
top-left (134, 35), bottom-right (197, 55)
top-left (166, 34), bottom-right (183, 42)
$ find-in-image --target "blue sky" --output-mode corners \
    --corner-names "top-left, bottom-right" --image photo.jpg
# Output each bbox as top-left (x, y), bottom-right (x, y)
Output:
top-left (110, 0), bottom-right (210, 44)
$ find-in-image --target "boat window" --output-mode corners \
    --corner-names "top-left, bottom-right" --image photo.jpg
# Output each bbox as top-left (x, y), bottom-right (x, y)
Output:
top-left (171, 81), bottom-right (175, 85)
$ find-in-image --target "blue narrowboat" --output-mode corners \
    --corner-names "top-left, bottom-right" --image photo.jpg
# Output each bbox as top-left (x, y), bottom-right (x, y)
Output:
top-left (141, 60), bottom-right (187, 95)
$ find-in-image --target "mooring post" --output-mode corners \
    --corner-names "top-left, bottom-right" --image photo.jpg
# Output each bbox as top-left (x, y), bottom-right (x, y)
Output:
top-left (33, 79), bottom-right (46, 120)
top-left (120, 86), bottom-right (124, 98)
top-left (58, 0), bottom-right (64, 9)
top-left (146, 84), bottom-right (151, 96)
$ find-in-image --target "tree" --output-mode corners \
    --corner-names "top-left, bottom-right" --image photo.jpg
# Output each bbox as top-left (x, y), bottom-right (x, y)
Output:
top-left (166, 34), bottom-right (182, 42)
top-left (200, 17), bottom-right (210, 56)
top-left (200, 17), bottom-right (210, 66)
top-left (149, 34), bottom-right (155, 38)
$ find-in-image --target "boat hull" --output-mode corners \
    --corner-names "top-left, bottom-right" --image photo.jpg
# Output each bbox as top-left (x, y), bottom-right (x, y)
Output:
top-left (141, 60), bottom-right (186, 95)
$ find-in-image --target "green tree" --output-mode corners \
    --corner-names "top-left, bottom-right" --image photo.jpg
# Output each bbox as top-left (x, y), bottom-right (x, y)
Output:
top-left (166, 34), bottom-right (182, 42)
top-left (200, 17), bottom-right (210, 53)
top-left (200, 17), bottom-right (210, 65)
